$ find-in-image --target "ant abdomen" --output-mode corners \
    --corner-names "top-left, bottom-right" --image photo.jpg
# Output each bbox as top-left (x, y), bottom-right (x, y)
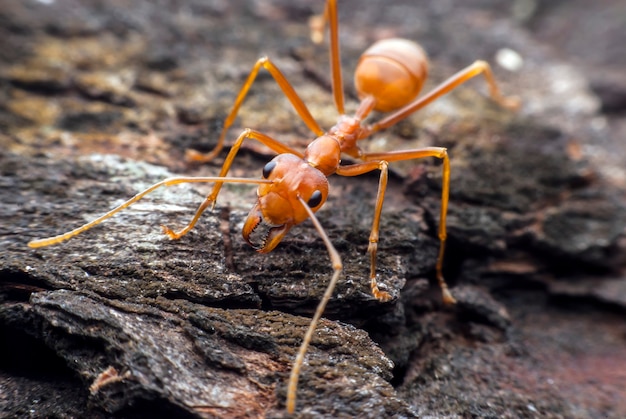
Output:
top-left (354, 38), bottom-right (429, 113)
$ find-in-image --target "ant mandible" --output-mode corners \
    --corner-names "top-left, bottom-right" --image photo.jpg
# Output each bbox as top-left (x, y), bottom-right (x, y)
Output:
top-left (28, 0), bottom-right (519, 413)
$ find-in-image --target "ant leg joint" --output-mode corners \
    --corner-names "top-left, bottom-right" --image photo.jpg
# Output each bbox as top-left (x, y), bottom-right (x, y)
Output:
top-left (473, 59), bottom-right (489, 69)
top-left (367, 240), bottom-right (378, 258)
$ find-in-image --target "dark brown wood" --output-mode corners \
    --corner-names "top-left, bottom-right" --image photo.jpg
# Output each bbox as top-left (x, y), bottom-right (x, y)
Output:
top-left (1, 0), bottom-right (626, 417)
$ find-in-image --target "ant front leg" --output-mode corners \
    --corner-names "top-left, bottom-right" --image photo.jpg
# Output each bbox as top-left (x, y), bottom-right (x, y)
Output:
top-left (27, 176), bottom-right (273, 248)
top-left (187, 57), bottom-right (324, 163)
top-left (163, 129), bottom-right (303, 239)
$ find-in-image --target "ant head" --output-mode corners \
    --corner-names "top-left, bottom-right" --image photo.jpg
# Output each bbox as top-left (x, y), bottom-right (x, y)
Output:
top-left (242, 153), bottom-right (329, 252)
top-left (354, 38), bottom-right (428, 113)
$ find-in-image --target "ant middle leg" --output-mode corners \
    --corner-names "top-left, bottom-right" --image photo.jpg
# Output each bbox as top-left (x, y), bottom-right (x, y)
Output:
top-left (338, 147), bottom-right (455, 304)
top-left (187, 57), bottom-right (325, 163)
top-left (336, 160), bottom-right (391, 301)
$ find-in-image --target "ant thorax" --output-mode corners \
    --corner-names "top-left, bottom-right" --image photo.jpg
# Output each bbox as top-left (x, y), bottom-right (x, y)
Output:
top-left (304, 135), bottom-right (341, 176)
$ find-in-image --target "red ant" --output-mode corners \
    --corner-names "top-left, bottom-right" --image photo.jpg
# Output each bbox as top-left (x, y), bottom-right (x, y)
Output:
top-left (29, 0), bottom-right (519, 413)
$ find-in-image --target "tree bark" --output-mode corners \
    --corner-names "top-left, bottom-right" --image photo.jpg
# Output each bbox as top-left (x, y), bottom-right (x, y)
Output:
top-left (2, 0), bottom-right (625, 417)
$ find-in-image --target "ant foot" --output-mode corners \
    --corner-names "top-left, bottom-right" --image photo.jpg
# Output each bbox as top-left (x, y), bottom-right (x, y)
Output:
top-left (500, 95), bottom-right (522, 111)
top-left (371, 284), bottom-right (392, 302)
top-left (371, 275), bottom-right (392, 302)
top-left (374, 290), bottom-right (392, 302)
top-left (185, 148), bottom-right (218, 164)
top-left (161, 225), bottom-right (183, 240)
top-left (308, 14), bottom-right (325, 44)
top-left (441, 287), bottom-right (457, 305)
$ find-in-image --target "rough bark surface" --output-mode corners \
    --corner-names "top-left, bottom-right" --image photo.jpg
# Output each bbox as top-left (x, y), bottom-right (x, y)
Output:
top-left (1, 0), bottom-right (625, 418)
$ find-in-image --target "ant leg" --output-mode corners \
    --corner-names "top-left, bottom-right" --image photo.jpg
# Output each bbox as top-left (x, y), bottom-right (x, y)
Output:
top-left (27, 176), bottom-right (272, 248)
top-left (361, 147), bottom-right (455, 304)
top-left (307, 0), bottom-right (345, 114)
top-left (187, 57), bottom-right (324, 163)
top-left (163, 128), bottom-right (303, 239)
top-left (287, 195), bottom-right (343, 414)
top-left (336, 160), bottom-right (392, 301)
top-left (326, 0), bottom-right (344, 114)
top-left (369, 60), bottom-right (520, 133)
top-left (308, 2), bottom-right (327, 44)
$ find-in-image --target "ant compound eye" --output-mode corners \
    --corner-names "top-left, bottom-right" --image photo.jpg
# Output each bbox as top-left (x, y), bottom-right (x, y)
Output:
top-left (307, 190), bottom-right (323, 208)
top-left (262, 161), bottom-right (277, 179)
